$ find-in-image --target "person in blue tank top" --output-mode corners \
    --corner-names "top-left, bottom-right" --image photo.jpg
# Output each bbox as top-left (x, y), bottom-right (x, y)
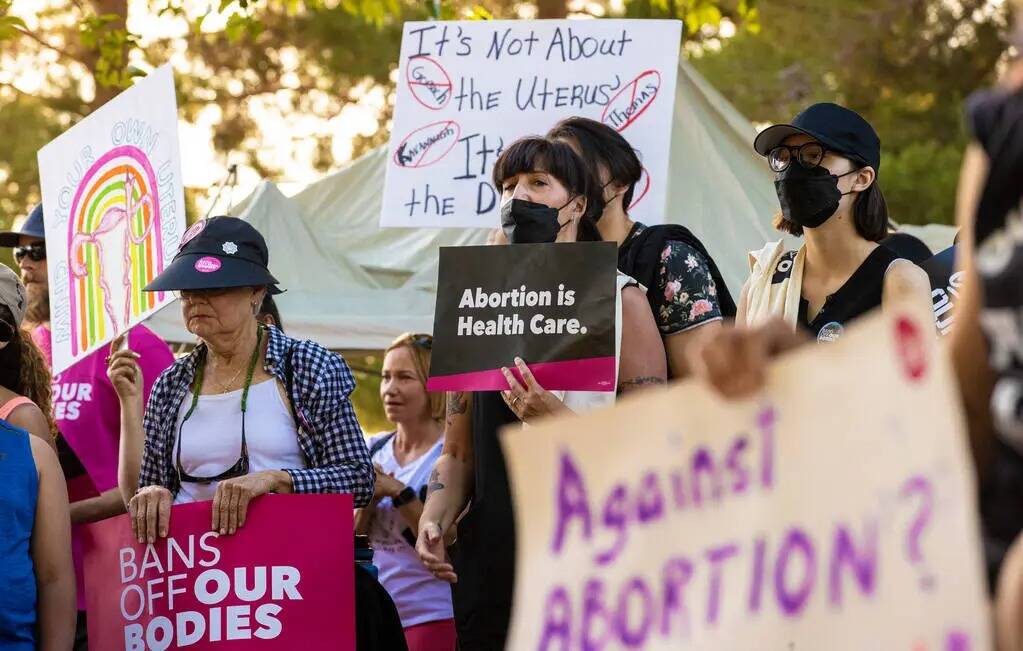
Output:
top-left (0, 418), bottom-right (75, 649)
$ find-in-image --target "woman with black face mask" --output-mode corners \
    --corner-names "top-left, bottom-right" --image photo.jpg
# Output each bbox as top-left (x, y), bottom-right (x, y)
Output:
top-left (416, 136), bottom-right (666, 650)
top-left (739, 103), bottom-right (930, 343)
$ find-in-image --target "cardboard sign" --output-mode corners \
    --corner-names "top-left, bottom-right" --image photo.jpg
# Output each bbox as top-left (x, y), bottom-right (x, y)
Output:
top-left (82, 494), bottom-right (355, 650)
top-left (921, 245), bottom-right (960, 336)
top-left (381, 19), bottom-right (682, 228)
top-left (427, 241), bottom-right (617, 392)
top-left (38, 64), bottom-right (186, 375)
top-left (501, 302), bottom-right (991, 650)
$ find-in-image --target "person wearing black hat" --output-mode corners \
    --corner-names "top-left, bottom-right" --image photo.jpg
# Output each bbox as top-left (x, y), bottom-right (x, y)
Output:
top-left (0, 204), bottom-right (175, 649)
top-left (107, 216), bottom-right (375, 543)
top-left (736, 102), bottom-right (930, 343)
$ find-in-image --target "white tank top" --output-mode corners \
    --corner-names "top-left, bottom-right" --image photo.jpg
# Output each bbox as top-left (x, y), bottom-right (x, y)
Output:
top-left (173, 378), bottom-right (306, 505)
top-left (551, 271), bottom-right (636, 413)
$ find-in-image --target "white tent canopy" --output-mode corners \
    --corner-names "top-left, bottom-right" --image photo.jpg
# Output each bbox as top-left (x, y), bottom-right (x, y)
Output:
top-left (146, 59), bottom-right (954, 350)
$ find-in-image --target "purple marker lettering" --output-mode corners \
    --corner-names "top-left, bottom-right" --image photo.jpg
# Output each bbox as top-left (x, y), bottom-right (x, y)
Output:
top-left (757, 406), bottom-right (777, 489)
top-left (670, 470), bottom-right (687, 511)
top-left (595, 484), bottom-right (628, 566)
top-left (659, 556), bottom-right (693, 638)
top-left (828, 520), bottom-right (878, 607)
top-left (774, 528), bottom-right (816, 617)
top-left (552, 450), bottom-right (593, 555)
top-left (582, 579), bottom-right (610, 651)
top-left (637, 471), bottom-right (665, 524)
top-left (691, 447), bottom-right (721, 507)
top-left (614, 577), bottom-right (654, 648)
top-left (538, 586), bottom-right (573, 651)
top-left (945, 629), bottom-right (971, 651)
top-left (748, 535), bottom-right (768, 614)
top-left (705, 542), bottom-right (739, 626)
top-left (724, 435), bottom-right (750, 494)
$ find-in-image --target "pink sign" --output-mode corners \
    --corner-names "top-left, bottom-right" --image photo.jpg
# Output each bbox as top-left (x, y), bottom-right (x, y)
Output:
top-left (82, 494), bottom-right (355, 650)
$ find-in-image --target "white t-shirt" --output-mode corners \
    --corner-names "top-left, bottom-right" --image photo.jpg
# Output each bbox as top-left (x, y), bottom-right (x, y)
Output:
top-left (173, 378), bottom-right (306, 505)
top-left (367, 432), bottom-right (452, 627)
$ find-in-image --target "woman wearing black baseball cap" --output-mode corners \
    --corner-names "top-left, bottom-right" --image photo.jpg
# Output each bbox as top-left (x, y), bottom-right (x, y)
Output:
top-left (737, 102), bottom-right (930, 343)
top-left (686, 104), bottom-right (931, 398)
top-left (107, 216), bottom-right (375, 541)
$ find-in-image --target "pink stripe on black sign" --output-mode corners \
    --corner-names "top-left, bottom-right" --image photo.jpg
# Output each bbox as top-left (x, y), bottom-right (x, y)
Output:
top-left (427, 356), bottom-right (617, 393)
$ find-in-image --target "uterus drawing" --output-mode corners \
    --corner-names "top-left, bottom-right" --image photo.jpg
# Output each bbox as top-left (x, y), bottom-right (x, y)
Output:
top-left (69, 171), bottom-right (155, 336)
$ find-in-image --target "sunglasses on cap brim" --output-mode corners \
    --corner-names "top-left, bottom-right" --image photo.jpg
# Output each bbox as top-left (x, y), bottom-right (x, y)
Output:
top-left (0, 318), bottom-right (15, 343)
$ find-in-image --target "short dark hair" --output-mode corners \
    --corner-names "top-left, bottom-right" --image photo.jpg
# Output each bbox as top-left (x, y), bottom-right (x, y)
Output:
top-left (774, 170), bottom-right (891, 242)
top-left (547, 117), bottom-right (643, 209)
top-left (492, 136), bottom-right (605, 241)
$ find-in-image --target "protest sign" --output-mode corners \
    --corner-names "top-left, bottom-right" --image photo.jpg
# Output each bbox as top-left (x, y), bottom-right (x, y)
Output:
top-left (427, 241), bottom-right (617, 392)
top-left (921, 245), bottom-right (960, 336)
top-left (82, 494), bottom-right (355, 651)
top-left (38, 64), bottom-right (186, 375)
top-left (502, 301), bottom-right (991, 650)
top-left (381, 19), bottom-right (682, 228)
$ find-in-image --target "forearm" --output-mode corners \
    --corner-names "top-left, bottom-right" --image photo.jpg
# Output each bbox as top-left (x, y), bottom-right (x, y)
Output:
top-left (118, 396), bottom-right (146, 506)
top-left (421, 454), bottom-right (473, 534)
top-left (70, 488), bottom-right (127, 524)
top-left (397, 500), bottom-right (425, 536)
top-left (354, 505), bottom-right (375, 535)
top-left (35, 572), bottom-right (76, 651)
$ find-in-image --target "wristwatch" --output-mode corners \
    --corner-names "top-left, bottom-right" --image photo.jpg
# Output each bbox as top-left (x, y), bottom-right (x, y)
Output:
top-left (392, 486), bottom-right (417, 507)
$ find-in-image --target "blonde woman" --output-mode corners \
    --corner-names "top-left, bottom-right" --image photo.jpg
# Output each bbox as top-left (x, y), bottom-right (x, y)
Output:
top-left (355, 333), bottom-right (454, 651)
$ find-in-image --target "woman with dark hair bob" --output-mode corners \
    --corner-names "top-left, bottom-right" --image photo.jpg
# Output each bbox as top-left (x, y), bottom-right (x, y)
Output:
top-left (416, 136), bottom-right (666, 649)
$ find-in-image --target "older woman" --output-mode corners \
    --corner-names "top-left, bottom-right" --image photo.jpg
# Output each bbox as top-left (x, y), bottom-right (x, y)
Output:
top-left (109, 216), bottom-right (374, 542)
top-left (355, 333), bottom-right (454, 651)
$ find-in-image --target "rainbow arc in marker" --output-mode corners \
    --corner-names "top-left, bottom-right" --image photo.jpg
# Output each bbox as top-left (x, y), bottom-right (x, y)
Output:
top-left (66, 145), bottom-right (165, 356)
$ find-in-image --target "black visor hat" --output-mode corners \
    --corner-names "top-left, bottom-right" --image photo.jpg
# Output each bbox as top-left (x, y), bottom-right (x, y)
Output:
top-left (753, 102), bottom-right (881, 172)
top-left (144, 216), bottom-right (283, 294)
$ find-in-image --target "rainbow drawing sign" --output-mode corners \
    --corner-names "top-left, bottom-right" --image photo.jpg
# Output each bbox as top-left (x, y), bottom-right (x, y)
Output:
top-left (381, 20), bottom-right (682, 228)
top-left (502, 301), bottom-right (991, 650)
top-left (38, 64), bottom-right (185, 374)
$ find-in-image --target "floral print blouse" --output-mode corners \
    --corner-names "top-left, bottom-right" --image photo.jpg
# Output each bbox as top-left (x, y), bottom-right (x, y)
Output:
top-left (628, 222), bottom-right (723, 335)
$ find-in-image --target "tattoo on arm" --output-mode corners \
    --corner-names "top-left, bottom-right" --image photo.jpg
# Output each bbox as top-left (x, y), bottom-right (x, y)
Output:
top-left (426, 468), bottom-right (445, 498)
top-left (445, 391), bottom-right (467, 428)
top-left (617, 376), bottom-right (667, 394)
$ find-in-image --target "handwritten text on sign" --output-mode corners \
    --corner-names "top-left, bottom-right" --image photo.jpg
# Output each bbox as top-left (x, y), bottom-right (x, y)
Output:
top-left (381, 20), bottom-right (682, 228)
top-left (38, 64), bottom-right (185, 375)
top-left (501, 304), bottom-right (990, 650)
top-left (82, 494), bottom-right (355, 650)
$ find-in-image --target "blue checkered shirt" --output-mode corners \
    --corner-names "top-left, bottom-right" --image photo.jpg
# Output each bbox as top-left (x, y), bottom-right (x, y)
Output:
top-left (137, 325), bottom-right (374, 507)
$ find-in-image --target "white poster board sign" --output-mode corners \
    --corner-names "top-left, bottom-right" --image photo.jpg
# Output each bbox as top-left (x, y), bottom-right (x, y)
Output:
top-left (381, 19), bottom-right (682, 228)
top-left (502, 302), bottom-right (991, 650)
top-left (38, 65), bottom-right (185, 375)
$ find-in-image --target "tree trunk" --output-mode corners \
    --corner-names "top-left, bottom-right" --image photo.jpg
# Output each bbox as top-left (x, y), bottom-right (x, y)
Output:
top-left (537, 0), bottom-right (568, 19)
top-left (86, 0), bottom-right (128, 111)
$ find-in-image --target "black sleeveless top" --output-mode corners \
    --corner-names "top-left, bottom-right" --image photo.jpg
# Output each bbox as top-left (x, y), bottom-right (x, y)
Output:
top-left (796, 245), bottom-right (901, 342)
top-left (448, 392), bottom-right (518, 650)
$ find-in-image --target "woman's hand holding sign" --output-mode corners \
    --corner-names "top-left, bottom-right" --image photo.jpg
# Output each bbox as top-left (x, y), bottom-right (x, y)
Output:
top-left (212, 470), bottom-right (293, 535)
top-left (129, 486), bottom-right (173, 543)
top-left (501, 357), bottom-right (570, 423)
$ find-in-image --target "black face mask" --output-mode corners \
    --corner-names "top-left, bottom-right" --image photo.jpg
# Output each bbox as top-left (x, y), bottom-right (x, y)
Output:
top-left (775, 165), bottom-right (857, 229)
top-left (501, 198), bottom-right (574, 244)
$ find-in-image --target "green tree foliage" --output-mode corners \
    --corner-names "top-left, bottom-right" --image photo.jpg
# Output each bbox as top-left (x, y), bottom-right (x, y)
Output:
top-left (691, 0), bottom-right (1009, 226)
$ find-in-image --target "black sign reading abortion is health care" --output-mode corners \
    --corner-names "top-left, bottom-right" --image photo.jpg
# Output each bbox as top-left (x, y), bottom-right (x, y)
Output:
top-left (427, 242), bottom-right (617, 392)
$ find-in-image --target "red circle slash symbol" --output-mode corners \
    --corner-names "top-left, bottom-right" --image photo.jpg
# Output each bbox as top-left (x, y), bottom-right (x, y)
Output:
top-left (406, 56), bottom-right (453, 111)
top-left (894, 315), bottom-right (928, 382)
top-left (627, 166), bottom-right (651, 211)
top-left (601, 70), bottom-right (662, 133)
top-left (393, 121), bottom-right (461, 169)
